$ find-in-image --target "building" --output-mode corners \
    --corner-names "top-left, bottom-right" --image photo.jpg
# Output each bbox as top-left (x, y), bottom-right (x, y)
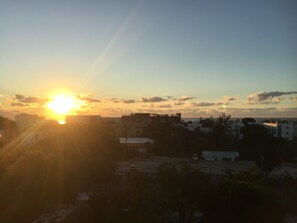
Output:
top-left (120, 113), bottom-right (182, 137)
top-left (202, 150), bottom-right (239, 161)
top-left (229, 118), bottom-right (262, 140)
top-left (66, 115), bottom-right (102, 125)
top-left (229, 120), bottom-right (245, 140)
top-left (185, 121), bottom-right (212, 133)
top-left (263, 122), bottom-right (294, 141)
top-left (15, 113), bottom-right (44, 129)
top-left (119, 137), bottom-right (154, 154)
top-left (121, 113), bottom-right (181, 124)
top-left (66, 115), bottom-right (121, 125)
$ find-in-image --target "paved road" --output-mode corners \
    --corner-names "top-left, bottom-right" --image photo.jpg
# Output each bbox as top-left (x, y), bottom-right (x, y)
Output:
top-left (116, 157), bottom-right (256, 176)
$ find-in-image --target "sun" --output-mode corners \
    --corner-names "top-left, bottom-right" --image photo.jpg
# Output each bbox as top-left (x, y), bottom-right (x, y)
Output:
top-left (48, 94), bottom-right (76, 115)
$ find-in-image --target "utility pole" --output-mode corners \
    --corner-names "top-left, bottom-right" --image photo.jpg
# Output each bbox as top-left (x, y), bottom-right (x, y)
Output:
top-left (260, 156), bottom-right (264, 177)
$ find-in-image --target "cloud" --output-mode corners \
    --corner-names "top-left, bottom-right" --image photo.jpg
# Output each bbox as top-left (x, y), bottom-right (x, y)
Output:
top-left (106, 98), bottom-right (136, 104)
top-left (80, 97), bottom-right (101, 103)
top-left (157, 104), bottom-right (172, 108)
top-left (11, 102), bottom-right (29, 107)
top-left (103, 107), bottom-right (123, 112)
top-left (15, 94), bottom-right (25, 100)
top-left (174, 101), bottom-right (185, 106)
top-left (191, 102), bottom-right (216, 107)
top-left (221, 96), bottom-right (239, 104)
top-left (190, 96), bottom-right (239, 107)
top-left (178, 96), bottom-right (195, 101)
top-left (141, 96), bottom-right (166, 103)
top-left (75, 94), bottom-right (101, 103)
top-left (246, 91), bottom-right (297, 104)
top-left (121, 99), bottom-right (136, 104)
top-left (14, 94), bottom-right (47, 104)
top-left (110, 98), bottom-right (120, 103)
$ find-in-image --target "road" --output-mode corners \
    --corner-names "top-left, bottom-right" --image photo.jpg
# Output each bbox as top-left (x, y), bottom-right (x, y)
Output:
top-left (116, 157), bottom-right (256, 176)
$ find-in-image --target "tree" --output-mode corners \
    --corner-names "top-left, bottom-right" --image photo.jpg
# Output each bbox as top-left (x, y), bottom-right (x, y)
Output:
top-left (240, 124), bottom-right (269, 145)
top-left (155, 162), bottom-right (211, 223)
top-left (202, 179), bottom-right (285, 223)
top-left (211, 113), bottom-right (232, 148)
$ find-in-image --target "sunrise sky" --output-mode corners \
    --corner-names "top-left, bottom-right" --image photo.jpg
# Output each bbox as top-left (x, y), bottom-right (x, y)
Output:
top-left (1, 0), bottom-right (297, 119)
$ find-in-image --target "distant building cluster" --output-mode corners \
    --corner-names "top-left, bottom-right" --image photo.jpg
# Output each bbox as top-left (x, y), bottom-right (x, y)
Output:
top-left (2, 112), bottom-right (295, 159)
top-left (183, 117), bottom-right (296, 141)
top-left (120, 113), bottom-right (181, 137)
top-left (15, 113), bottom-right (44, 129)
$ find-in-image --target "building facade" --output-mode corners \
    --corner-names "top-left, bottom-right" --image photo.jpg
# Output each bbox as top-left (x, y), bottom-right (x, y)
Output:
top-left (263, 122), bottom-right (294, 141)
top-left (120, 113), bottom-right (182, 137)
top-left (15, 113), bottom-right (44, 129)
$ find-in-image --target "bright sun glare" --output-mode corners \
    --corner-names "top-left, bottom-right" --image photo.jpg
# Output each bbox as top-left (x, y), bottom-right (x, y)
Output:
top-left (48, 94), bottom-right (76, 115)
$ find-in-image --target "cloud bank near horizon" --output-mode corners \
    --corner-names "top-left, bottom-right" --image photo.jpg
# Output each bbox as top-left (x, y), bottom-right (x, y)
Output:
top-left (0, 91), bottom-right (296, 119)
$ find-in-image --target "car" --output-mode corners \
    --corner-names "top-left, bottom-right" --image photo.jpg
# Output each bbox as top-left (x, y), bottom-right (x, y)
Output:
top-left (192, 153), bottom-right (199, 161)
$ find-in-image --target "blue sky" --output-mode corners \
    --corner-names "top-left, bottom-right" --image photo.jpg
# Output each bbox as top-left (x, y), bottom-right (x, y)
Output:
top-left (0, 0), bottom-right (297, 118)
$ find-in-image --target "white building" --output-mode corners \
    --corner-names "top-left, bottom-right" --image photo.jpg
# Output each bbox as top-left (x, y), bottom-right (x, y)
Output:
top-left (263, 122), bottom-right (294, 141)
top-left (119, 137), bottom-right (155, 154)
top-left (185, 122), bottom-right (212, 133)
top-left (202, 150), bottom-right (239, 162)
top-left (229, 121), bottom-right (245, 140)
